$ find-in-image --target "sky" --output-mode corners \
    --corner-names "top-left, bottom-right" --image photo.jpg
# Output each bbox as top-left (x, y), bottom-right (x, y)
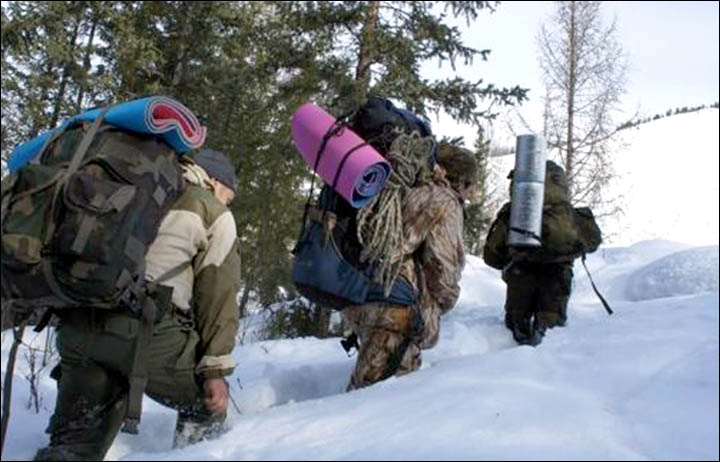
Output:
top-left (422, 1), bottom-right (720, 148)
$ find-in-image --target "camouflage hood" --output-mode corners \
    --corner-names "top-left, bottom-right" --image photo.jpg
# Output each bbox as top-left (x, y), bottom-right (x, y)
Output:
top-left (437, 144), bottom-right (478, 187)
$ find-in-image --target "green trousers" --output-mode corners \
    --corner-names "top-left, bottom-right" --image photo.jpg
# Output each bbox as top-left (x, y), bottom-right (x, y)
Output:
top-left (503, 261), bottom-right (573, 344)
top-left (34, 308), bottom-right (225, 461)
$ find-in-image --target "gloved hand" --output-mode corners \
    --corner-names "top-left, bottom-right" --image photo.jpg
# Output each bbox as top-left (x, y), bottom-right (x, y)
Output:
top-left (203, 378), bottom-right (229, 414)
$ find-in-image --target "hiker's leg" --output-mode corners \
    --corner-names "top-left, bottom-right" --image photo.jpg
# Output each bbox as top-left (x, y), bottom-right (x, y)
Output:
top-left (344, 304), bottom-right (414, 390)
top-left (35, 321), bottom-right (126, 461)
top-left (144, 312), bottom-right (226, 449)
top-left (504, 270), bottom-right (537, 345)
top-left (173, 402), bottom-right (227, 449)
top-left (396, 341), bottom-right (421, 376)
top-left (536, 265), bottom-right (573, 330)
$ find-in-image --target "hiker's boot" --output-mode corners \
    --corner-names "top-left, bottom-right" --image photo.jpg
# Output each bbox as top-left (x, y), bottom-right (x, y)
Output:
top-left (173, 407), bottom-right (228, 449)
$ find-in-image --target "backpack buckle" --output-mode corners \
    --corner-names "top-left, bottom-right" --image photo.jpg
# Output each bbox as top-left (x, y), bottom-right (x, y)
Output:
top-left (119, 280), bottom-right (147, 317)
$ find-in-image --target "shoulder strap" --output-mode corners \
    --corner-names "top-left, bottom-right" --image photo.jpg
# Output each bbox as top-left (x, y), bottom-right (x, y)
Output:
top-left (40, 107), bottom-right (112, 306)
top-left (581, 254), bottom-right (613, 315)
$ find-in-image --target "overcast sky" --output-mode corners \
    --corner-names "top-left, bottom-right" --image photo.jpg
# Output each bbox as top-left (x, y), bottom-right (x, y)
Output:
top-left (423, 1), bottom-right (720, 147)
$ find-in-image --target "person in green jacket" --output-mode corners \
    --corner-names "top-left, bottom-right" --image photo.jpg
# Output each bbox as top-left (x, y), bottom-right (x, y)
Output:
top-left (483, 161), bottom-right (601, 346)
top-left (35, 149), bottom-right (242, 461)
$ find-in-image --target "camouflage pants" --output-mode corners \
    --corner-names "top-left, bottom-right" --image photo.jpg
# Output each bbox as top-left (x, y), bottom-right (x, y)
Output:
top-left (503, 262), bottom-right (573, 344)
top-left (34, 308), bottom-right (225, 461)
top-left (342, 303), bottom-right (421, 391)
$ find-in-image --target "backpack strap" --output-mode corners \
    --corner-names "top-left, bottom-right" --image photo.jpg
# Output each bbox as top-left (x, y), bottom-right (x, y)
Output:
top-left (509, 226), bottom-right (542, 245)
top-left (65, 107), bottom-right (111, 179)
top-left (121, 292), bottom-right (158, 434)
top-left (120, 260), bottom-right (186, 435)
top-left (41, 107), bottom-right (112, 306)
top-left (581, 254), bottom-right (613, 315)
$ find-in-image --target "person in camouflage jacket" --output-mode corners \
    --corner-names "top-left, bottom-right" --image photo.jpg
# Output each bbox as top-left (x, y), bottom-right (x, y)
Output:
top-left (342, 144), bottom-right (475, 390)
top-left (35, 149), bottom-right (241, 461)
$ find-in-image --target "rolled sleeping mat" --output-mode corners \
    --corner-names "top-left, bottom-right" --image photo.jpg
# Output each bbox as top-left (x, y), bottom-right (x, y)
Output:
top-left (9, 96), bottom-right (206, 172)
top-left (291, 102), bottom-right (391, 208)
top-left (508, 134), bottom-right (547, 247)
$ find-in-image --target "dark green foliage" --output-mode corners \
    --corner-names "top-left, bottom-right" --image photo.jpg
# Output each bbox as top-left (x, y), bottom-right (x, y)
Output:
top-left (2, 1), bottom-right (527, 337)
top-left (262, 299), bottom-right (336, 340)
top-left (456, 127), bottom-right (497, 255)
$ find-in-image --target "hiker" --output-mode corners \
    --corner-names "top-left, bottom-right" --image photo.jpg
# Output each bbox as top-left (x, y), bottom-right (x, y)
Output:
top-left (483, 160), bottom-right (603, 346)
top-left (34, 148), bottom-right (241, 461)
top-left (342, 142), bottom-right (476, 390)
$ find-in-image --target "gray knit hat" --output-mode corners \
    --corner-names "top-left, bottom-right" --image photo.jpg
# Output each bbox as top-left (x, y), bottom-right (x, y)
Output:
top-left (194, 149), bottom-right (237, 193)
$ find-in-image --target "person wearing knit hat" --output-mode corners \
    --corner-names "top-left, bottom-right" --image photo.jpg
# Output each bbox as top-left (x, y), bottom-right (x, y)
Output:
top-left (193, 148), bottom-right (238, 206)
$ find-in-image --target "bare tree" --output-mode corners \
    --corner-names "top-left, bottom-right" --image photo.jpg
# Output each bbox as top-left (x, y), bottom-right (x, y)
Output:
top-left (538, 1), bottom-right (628, 214)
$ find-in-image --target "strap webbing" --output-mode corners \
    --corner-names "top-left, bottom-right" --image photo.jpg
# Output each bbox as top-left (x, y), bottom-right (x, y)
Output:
top-left (581, 254), bottom-right (613, 315)
top-left (509, 226), bottom-right (542, 244)
top-left (121, 294), bottom-right (158, 434)
top-left (42, 107), bottom-right (112, 305)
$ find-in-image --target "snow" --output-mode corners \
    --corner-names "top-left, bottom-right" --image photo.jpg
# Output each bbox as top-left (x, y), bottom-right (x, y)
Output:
top-left (604, 109), bottom-right (719, 247)
top-left (2, 110), bottom-right (719, 461)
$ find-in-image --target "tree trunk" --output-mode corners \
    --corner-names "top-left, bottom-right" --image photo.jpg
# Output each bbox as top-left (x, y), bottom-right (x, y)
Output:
top-left (171, 4), bottom-right (194, 92)
top-left (75, 10), bottom-right (98, 111)
top-left (313, 305), bottom-right (332, 338)
top-left (354, 0), bottom-right (380, 101)
top-left (238, 283), bottom-right (252, 319)
top-left (565, 1), bottom-right (577, 195)
top-left (50, 15), bottom-right (81, 128)
top-left (29, 62), bottom-right (54, 138)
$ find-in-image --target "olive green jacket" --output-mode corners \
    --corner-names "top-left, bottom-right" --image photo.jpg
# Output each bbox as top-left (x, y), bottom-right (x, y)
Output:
top-left (145, 160), bottom-right (241, 378)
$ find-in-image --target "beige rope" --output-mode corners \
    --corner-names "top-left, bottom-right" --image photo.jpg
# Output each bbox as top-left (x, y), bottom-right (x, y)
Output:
top-left (356, 131), bottom-right (436, 295)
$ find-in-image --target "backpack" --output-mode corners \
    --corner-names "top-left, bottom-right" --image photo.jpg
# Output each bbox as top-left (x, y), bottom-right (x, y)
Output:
top-left (291, 98), bottom-right (433, 310)
top-left (573, 206), bottom-right (602, 254)
top-left (350, 97), bottom-right (436, 168)
top-left (506, 161), bottom-right (602, 261)
top-left (1, 114), bottom-right (185, 328)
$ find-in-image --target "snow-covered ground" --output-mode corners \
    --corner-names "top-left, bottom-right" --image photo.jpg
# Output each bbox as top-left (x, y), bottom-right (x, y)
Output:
top-left (2, 110), bottom-right (718, 460)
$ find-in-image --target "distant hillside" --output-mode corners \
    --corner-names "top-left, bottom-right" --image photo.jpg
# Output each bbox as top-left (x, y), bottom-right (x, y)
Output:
top-left (617, 102), bottom-right (719, 131)
top-left (604, 107), bottom-right (719, 247)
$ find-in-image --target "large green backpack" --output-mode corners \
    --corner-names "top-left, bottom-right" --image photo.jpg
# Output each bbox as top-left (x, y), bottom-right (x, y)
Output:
top-left (1, 116), bottom-right (185, 328)
top-left (506, 161), bottom-right (602, 262)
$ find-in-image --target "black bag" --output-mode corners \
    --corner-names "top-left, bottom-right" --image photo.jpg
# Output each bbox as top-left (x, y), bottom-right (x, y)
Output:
top-left (350, 97), bottom-right (436, 168)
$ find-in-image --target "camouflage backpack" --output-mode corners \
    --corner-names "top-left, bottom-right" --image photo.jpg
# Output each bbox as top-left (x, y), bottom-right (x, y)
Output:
top-left (530, 161), bottom-right (584, 258)
top-left (484, 161), bottom-right (602, 265)
top-left (540, 162), bottom-right (603, 257)
top-left (1, 112), bottom-right (185, 329)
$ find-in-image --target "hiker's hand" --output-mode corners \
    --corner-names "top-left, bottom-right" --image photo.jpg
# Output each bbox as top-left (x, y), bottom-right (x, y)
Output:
top-left (203, 378), bottom-right (229, 414)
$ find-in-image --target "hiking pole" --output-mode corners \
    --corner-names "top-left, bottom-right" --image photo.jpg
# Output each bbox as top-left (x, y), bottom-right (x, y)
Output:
top-left (1, 319), bottom-right (28, 457)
